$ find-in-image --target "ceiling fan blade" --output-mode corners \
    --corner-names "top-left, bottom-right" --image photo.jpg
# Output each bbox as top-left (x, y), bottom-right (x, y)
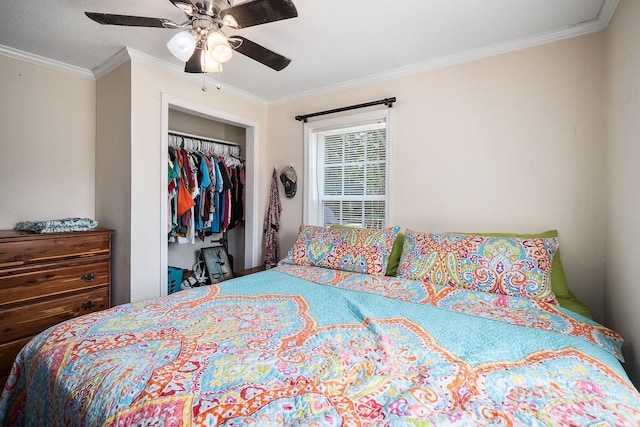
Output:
top-left (220, 0), bottom-right (297, 29)
top-left (85, 12), bottom-right (177, 28)
top-left (232, 36), bottom-right (291, 71)
top-left (169, 0), bottom-right (195, 15)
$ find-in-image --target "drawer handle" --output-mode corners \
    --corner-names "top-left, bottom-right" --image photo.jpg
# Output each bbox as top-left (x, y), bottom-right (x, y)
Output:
top-left (82, 300), bottom-right (97, 311)
top-left (81, 273), bottom-right (97, 282)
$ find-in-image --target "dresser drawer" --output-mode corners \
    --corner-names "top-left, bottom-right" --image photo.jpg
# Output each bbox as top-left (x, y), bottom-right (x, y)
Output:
top-left (0, 259), bottom-right (110, 308)
top-left (0, 229), bottom-right (112, 380)
top-left (0, 288), bottom-right (109, 344)
top-left (0, 232), bottom-right (110, 268)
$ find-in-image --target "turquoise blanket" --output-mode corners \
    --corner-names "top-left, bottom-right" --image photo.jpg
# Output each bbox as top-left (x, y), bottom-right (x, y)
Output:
top-left (1, 266), bottom-right (639, 425)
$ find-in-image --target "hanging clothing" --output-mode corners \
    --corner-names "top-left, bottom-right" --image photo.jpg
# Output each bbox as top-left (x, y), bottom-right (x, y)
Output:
top-left (194, 152), bottom-right (211, 233)
top-left (210, 157), bottom-right (224, 234)
top-left (218, 158), bottom-right (233, 232)
top-left (264, 168), bottom-right (282, 266)
top-left (167, 134), bottom-right (245, 244)
top-left (231, 167), bottom-right (244, 228)
top-left (175, 152), bottom-right (195, 217)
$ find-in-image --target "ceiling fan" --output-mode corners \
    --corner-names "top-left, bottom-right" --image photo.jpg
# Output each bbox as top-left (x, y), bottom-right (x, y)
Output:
top-left (85, 0), bottom-right (298, 73)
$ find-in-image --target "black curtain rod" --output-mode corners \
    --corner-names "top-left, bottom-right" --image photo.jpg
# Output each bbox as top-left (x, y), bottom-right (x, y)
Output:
top-left (295, 97), bottom-right (396, 123)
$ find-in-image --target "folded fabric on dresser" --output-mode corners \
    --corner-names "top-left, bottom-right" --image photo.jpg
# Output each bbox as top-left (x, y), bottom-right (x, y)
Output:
top-left (15, 217), bottom-right (98, 233)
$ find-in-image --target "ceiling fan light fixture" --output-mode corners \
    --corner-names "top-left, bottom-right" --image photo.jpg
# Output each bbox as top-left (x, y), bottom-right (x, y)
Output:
top-left (207, 31), bottom-right (233, 63)
top-left (167, 30), bottom-right (196, 62)
top-left (185, 48), bottom-right (223, 73)
top-left (203, 57), bottom-right (223, 73)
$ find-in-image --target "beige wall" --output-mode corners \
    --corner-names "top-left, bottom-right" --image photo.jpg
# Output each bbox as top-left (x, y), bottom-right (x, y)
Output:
top-left (169, 109), bottom-right (246, 150)
top-left (95, 61), bottom-right (132, 306)
top-left (604, 0), bottom-right (640, 387)
top-left (269, 33), bottom-right (607, 321)
top-left (0, 55), bottom-right (96, 228)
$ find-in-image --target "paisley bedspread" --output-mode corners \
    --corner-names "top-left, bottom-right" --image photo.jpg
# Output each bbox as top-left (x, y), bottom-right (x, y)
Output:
top-left (1, 266), bottom-right (639, 426)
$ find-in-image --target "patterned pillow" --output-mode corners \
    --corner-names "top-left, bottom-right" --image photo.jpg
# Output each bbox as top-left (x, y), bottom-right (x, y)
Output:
top-left (331, 224), bottom-right (405, 276)
top-left (283, 225), bottom-right (401, 276)
top-left (397, 230), bottom-right (559, 304)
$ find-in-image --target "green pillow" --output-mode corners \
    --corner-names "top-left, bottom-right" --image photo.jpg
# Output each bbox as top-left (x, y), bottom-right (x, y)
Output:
top-left (455, 230), bottom-right (569, 300)
top-left (331, 225), bottom-right (404, 276)
top-left (386, 232), bottom-right (405, 276)
top-left (557, 290), bottom-right (593, 319)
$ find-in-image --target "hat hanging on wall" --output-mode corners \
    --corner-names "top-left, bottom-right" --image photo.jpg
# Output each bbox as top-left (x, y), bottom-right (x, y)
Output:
top-left (279, 166), bottom-right (297, 198)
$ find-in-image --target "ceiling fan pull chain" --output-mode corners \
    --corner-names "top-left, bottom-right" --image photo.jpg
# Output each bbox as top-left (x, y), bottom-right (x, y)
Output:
top-left (202, 73), bottom-right (207, 92)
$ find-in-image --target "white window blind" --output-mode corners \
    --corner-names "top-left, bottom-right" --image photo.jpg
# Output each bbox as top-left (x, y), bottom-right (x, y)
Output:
top-left (304, 110), bottom-right (390, 229)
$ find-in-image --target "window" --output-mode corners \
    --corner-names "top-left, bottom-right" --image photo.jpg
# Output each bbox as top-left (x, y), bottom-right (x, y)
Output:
top-left (304, 109), bottom-right (391, 229)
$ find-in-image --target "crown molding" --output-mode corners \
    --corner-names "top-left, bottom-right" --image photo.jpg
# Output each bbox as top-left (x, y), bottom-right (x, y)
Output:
top-left (268, 0), bottom-right (619, 106)
top-left (0, 44), bottom-right (94, 79)
top-left (91, 48), bottom-right (132, 79)
top-left (599, 0), bottom-right (620, 27)
top-left (0, 43), bottom-right (267, 106)
top-left (93, 47), bottom-right (267, 106)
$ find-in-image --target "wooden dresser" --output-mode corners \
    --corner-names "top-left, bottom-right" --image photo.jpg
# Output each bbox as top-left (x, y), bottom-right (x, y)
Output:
top-left (0, 228), bottom-right (113, 384)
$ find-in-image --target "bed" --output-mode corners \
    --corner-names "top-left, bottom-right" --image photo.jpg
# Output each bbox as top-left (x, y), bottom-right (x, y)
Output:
top-left (1, 226), bottom-right (639, 425)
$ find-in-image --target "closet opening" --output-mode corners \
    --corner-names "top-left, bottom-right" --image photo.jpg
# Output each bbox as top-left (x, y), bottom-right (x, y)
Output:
top-left (160, 94), bottom-right (259, 297)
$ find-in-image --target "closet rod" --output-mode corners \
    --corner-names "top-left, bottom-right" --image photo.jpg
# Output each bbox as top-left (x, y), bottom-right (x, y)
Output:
top-left (294, 97), bottom-right (396, 123)
top-left (169, 130), bottom-right (239, 147)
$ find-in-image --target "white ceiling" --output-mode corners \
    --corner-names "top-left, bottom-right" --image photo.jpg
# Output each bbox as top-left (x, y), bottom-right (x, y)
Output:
top-left (0, 0), bottom-right (617, 105)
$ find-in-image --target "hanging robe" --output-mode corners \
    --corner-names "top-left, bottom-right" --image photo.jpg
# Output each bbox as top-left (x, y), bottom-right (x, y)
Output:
top-left (264, 168), bottom-right (282, 266)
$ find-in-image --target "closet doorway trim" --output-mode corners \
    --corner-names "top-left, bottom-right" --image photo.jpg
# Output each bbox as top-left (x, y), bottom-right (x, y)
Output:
top-left (161, 93), bottom-right (260, 297)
